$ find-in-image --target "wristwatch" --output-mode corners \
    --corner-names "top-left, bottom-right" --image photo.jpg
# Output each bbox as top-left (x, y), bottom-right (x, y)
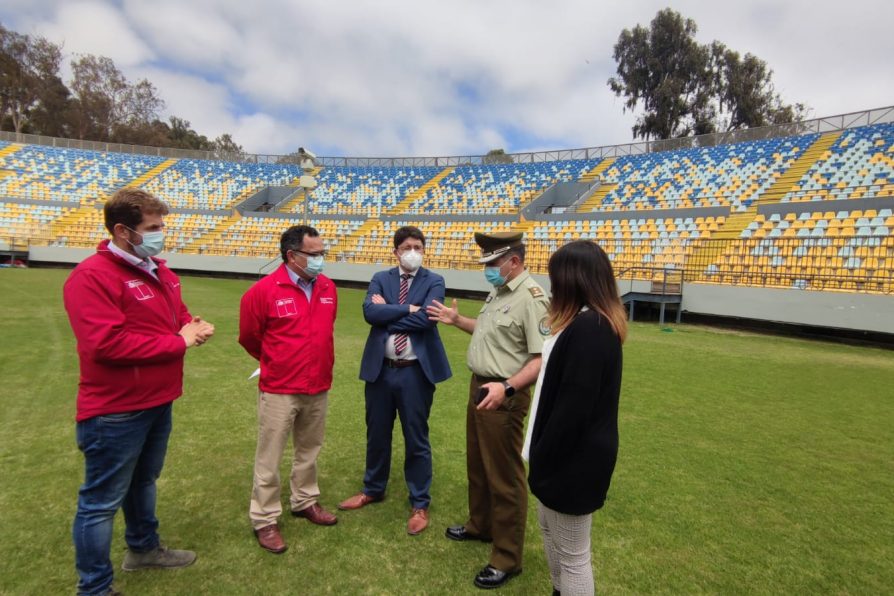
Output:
top-left (502, 381), bottom-right (516, 397)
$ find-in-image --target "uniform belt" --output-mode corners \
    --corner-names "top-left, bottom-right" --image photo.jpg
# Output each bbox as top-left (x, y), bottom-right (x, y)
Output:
top-left (384, 358), bottom-right (419, 369)
top-left (472, 373), bottom-right (503, 384)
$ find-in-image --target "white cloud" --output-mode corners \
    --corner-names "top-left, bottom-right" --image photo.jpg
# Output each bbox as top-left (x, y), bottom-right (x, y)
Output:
top-left (136, 67), bottom-right (309, 155)
top-left (122, 0), bottom-right (243, 73)
top-left (33, 1), bottom-right (153, 66)
top-left (134, 67), bottom-right (234, 135)
top-left (232, 113), bottom-right (296, 155)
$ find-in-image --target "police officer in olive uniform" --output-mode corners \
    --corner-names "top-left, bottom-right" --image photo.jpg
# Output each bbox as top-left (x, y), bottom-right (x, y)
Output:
top-left (427, 231), bottom-right (549, 590)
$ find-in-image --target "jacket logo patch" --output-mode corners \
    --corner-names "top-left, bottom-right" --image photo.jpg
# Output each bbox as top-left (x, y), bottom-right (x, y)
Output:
top-left (319, 297), bottom-right (334, 304)
top-left (275, 298), bottom-right (298, 317)
top-left (126, 279), bottom-right (155, 301)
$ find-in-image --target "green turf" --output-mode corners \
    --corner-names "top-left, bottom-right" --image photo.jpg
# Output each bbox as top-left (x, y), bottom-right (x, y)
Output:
top-left (0, 268), bottom-right (892, 595)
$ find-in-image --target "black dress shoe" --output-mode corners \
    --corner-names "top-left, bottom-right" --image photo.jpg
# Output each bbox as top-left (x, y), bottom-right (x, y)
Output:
top-left (445, 525), bottom-right (492, 543)
top-left (473, 565), bottom-right (521, 589)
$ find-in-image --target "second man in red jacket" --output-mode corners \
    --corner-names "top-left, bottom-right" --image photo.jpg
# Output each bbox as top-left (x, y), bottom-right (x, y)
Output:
top-left (239, 225), bottom-right (339, 554)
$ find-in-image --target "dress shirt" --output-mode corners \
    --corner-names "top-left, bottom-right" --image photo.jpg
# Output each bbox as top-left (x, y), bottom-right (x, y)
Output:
top-left (107, 240), bottom-right (159, 279)
top-left (286, 265), bottom-right (316, 301)
top-left (384, 267), bottom-right (417, 361)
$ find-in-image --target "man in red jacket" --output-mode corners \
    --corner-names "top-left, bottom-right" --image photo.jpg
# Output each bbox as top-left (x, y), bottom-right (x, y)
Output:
top-left (64, 188), bottom-right (214, 596)
top-left (239, 225), bottom-right (339, 554)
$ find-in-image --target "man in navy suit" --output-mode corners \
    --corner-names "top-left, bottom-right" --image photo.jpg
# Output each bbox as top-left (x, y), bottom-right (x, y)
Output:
top-left (338, 226), bottom-right (451, 535)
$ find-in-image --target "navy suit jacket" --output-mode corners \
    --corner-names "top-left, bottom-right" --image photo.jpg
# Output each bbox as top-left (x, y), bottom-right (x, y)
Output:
top-left (359, 266), bottom-right (452, 385)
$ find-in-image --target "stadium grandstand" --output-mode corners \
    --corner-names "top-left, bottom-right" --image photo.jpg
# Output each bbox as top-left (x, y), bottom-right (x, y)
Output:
top-left (1, 106), bottom-right (891, 335)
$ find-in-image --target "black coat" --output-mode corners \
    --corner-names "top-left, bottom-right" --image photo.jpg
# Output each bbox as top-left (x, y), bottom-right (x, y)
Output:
top-left (527, 309), bottom-right (622, 515)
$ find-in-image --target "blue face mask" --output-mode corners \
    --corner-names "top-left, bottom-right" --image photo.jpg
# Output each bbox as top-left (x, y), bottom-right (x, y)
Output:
top-left (484, 262), bottom-right (507, 287)
top-left (126, 227), bottom-right (165, 258)
top-left (302, 255), bottom-right (325, 277)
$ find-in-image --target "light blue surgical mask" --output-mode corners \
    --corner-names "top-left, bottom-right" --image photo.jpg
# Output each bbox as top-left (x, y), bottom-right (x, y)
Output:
top-left (484, 261), bottom-right (507, 287)
top-left (126, 227), bottom-right (165, 258)
top-left (302, 255), bottom-right (325, 278)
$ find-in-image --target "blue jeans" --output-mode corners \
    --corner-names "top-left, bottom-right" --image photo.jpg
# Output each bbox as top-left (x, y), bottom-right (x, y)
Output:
top-left (73, 403), bottom-right (172, 596)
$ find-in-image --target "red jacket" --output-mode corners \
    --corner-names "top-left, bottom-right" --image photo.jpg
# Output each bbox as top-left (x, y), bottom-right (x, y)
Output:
top-left (63, 240), bottom-right (192, 421)
top-left (239, 264), bottom-right (337, 395)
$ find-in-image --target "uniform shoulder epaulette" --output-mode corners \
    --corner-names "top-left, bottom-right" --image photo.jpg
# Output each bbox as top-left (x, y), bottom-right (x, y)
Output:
top-left (528, 286), bottom-right (544, 298)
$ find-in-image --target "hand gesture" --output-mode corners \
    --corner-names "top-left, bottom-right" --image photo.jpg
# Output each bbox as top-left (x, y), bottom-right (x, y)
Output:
top-left (180, 316), bottom-right (215, 348)
top-left (371, 293), bottom-right (386, 305)
top-left (426, 299), bottom-right (459, 325)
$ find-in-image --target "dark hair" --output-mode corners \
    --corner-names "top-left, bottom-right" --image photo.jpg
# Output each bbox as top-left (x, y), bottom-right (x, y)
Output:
top-left (280, 225), bottom-right (320, 262)
top-left (103, 188), bottom-right (169, 234)
top-left (393, 225), bottom-right (425, 248)
top-left (547, 240), bottom-right (627, 341)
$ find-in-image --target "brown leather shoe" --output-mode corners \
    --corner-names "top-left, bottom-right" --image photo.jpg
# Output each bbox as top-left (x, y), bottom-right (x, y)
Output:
top-left (407, 508), bottom-right (429, 535)
top-left (292, 502), bottom-right (338, 526)
top-left (254, 524), bottom-right (287, 554)
top-left (338, 492), bottom-right (384, 510)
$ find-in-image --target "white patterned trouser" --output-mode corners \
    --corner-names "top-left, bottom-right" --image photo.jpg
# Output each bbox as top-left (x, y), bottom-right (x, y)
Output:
top-left (537, 501), bottom-right (595, 596)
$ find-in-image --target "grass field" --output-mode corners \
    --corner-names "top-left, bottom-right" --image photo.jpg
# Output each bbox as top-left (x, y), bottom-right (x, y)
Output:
top-left (1, 268), bottom-right (892, 595)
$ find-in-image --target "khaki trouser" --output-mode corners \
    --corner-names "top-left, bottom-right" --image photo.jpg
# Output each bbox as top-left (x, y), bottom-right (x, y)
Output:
top-left (249, 390), bottom-right (328, 530)
top-left (465, 374), bottom-right (531, 572)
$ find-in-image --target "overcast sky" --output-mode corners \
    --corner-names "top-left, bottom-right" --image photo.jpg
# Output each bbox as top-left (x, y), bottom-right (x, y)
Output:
top-left (2, 0), bottom-right (892, 157)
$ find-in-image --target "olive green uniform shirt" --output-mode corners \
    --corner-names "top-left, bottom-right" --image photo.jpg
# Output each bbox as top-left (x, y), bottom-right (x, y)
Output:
top-left (467, 270), bottom-right (550, 379)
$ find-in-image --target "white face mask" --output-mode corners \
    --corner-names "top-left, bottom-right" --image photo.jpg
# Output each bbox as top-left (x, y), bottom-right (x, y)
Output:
top-left (399, 249), bottom-right (423, 272)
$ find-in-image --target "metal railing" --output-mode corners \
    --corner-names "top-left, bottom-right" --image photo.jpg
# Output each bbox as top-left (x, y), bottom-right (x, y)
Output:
top-left (615, 266), bottom-right (683, 294)
top-left (676, 236), bottom-right (890, 292)
top-left (524, 234), bottom-right (892, 292)
top-left (1, 106), bottom-right (891, 167)
top-left (0, 235), bottom-right (31, 266)
top-left (0, 235), bottom-right (32, 251)
top-left (8, 224), bottom-right (893, 294)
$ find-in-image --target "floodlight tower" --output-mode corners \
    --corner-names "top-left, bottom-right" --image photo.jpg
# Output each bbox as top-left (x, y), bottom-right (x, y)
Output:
top-left (297, 147), bottom-right (318, 225)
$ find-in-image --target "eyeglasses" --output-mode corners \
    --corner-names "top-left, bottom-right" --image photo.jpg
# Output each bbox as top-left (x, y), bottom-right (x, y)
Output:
top-left (293, 249), bottom-right (327, 258)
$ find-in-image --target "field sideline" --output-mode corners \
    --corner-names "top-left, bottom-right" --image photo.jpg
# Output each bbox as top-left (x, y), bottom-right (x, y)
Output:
top-left (0, 268), bottom-right (892, 595)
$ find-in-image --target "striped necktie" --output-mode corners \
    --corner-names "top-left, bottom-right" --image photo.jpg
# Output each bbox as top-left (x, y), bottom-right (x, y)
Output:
top-left (394, 273), bottom-right (411, 356)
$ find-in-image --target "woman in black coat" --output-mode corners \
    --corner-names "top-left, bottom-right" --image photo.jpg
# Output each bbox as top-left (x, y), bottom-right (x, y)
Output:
top-left (523, 240), bottom-right (626, 596)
